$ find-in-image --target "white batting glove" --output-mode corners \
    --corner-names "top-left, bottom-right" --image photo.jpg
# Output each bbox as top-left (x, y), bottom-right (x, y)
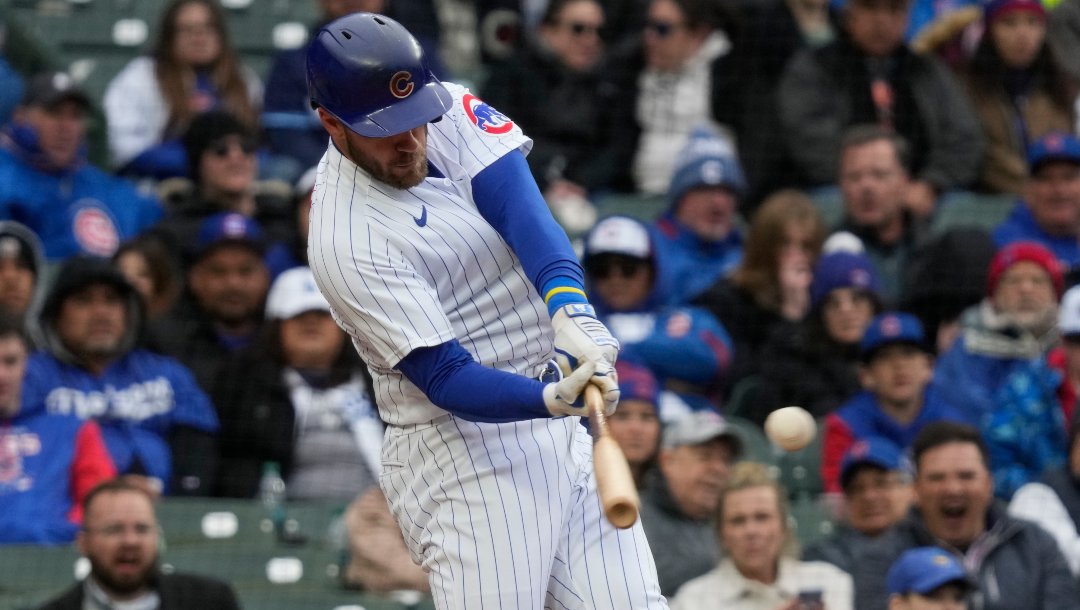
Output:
top-left (551, 303), bottom-right (620, 373)
top-left (543, 361), bottom-right (596, 417)
top-left (590, 365), bottom-right (620, 416)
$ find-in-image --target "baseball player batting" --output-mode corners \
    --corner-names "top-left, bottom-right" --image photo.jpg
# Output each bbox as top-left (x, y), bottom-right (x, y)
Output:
top-left (306, 12), bottom-right (667, 610)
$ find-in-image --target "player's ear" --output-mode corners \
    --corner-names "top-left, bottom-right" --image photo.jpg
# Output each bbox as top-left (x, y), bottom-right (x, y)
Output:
top-left (316, 107), bottom-right (347, 142)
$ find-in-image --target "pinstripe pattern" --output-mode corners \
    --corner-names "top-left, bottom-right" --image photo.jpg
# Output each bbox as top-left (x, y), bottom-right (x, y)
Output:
top-left (309, 82), bottom-right (667, 609)
top-left (382, 416), bottom-right (666, 610)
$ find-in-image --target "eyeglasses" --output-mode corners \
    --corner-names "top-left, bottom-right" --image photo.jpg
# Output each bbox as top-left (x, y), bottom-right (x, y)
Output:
top-left (208, 137), bottom-right (257, 158)
top-left (644, 19), bottom-right (684, 38)
top-left (83, 522), bottom-right (160, 539)
top-left (561, 21), bottom-right (605, 37)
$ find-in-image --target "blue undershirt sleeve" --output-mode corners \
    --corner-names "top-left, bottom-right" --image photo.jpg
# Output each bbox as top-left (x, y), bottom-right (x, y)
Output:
top-left (471, 150), bottom-right (588, 314)
top-left (396, 339), bottom-right (550, 423)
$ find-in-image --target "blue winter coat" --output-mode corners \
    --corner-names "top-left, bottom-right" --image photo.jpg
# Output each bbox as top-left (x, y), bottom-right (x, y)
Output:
top-left (649, 215), bottom-right (743, 306)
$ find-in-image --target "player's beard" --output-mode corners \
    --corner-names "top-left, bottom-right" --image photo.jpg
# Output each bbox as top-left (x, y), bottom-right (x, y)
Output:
top-left (346, 138), bottom-right (428, 190)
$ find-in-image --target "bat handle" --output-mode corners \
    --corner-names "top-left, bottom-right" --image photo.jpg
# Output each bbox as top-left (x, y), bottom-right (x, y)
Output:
top-left (584, 384), bottom-right (640, 529)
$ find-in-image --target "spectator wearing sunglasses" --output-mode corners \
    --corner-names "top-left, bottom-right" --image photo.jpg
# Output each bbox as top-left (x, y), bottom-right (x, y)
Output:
top-left (600, 0), bottom-right (735, 195)
top-left (584, 215), bottom-right (734, 419)
top-left (482, 0), bottom-right (618, 234)
top-left (154, 110), bottom-right (298, 273)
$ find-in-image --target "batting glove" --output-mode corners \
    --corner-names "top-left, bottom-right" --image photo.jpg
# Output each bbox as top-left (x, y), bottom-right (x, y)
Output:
top-left (552, 303), bottom-right (620, 374)
top-left (543, 361), bottom-right (596, 417)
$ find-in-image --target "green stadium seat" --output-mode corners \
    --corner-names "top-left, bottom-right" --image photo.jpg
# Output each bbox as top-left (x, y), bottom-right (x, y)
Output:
top-left (0, 544), bottom-right (82, 606)
top-left (775, 418), bottom-right (825, 501)
top-left (788, 495), bottom-right (835, 549)
top-left (594, 193), bottom-right (667, 223)
top-left (725, 375), bottom-right (764, 422)
top-left (929, 192), bottom-right (1015, 235)
top-left (724, 415), bottom-right (776, 465)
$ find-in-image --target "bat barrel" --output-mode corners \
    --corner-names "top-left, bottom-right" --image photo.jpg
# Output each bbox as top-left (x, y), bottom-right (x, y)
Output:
top-left (585, 385), bottom-right (641, 529)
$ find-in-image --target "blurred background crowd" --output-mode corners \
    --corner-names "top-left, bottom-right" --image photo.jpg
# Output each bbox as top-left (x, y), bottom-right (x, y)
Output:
top-left (2, 0), bottom-right (1080, 608)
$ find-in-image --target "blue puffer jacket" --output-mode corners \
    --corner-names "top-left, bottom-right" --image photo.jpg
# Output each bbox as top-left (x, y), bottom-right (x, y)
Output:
top-left (984, 352), bottom-right (1070, 499)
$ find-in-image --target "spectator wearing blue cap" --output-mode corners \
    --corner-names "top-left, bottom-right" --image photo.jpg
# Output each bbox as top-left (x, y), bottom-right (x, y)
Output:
top-left (885, 547), bottom-right (974, 610)
top-left (650, 126), bottom-right (746, 306)
top-left (805, 436), bottom-right (913, 574)
top-left (993, 132), bottom-right (1080, 268)
top-left (961, 0), bottom-right (1077, 196)
top-left (822, 312), bottom-right (967, 494)
top-left (147, 212), bottom-right (271, 398)
top-left (852, 421), bottom-right (1080, 610)
top-left (584, 215), bottom-right (735, 417)
top-left (982, 282), bottom-right (1080, 499)
top-left (608, 357), bottom-right (663, 487)
top-left (1009, 409), bottom-right (1080, 577)
top-left (753, 250), bottom-right (883, 426)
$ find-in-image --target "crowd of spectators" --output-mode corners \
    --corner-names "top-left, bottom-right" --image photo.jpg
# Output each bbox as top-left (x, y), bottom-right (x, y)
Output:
top-left (2, 0), bottom-right (1080, 608)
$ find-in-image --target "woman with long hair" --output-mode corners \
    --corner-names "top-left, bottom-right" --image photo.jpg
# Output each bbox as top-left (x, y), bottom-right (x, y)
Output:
top-left (694, 190), bottom-right (827, 394)
top-left (964, 0), bottom-right (1078, 194)
top-left (104, 0), bottom-right (262, 180)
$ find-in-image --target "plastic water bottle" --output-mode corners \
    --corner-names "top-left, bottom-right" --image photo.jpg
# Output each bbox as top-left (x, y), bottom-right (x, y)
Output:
top-left (258, 461), bottom-right (287, 536)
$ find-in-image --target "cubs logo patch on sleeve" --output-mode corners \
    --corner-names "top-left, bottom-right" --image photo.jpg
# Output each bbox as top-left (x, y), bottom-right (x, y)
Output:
top-left (462, 93), bottom-right (514, 135)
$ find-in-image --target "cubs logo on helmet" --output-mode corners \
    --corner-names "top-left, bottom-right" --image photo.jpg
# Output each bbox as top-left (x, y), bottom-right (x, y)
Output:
top-left (462, 93), bottom-right (514, 135)
top-left (390, 71), bottom-right (415, 99)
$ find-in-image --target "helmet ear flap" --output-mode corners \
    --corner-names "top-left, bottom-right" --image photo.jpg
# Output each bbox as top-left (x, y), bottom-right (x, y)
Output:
top-left (305, 12), bottom-right (451, 138)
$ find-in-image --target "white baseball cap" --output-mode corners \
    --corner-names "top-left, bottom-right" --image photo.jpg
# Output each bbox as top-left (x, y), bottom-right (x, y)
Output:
top-left (1059, 285), bottom-right (1080, 337)
top-left (584, 216), bottom-right (651, 259)
top-left (265, 267), bottom-right (332, 320)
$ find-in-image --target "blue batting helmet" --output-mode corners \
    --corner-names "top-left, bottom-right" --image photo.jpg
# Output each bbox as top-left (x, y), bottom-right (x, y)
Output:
top-left (306, 13), bottom-right (452, 137)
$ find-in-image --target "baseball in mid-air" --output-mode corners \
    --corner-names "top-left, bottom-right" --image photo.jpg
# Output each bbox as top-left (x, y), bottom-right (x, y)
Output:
top-left (764, 406), bottom-right (817, 451)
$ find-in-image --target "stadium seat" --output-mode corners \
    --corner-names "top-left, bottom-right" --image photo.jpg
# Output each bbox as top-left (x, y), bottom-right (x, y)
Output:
top-left (0, 544), bottom-right (82, 608)
top-left (929, 191), bottom-right (1015, 235)
top-left (775, 418), bottom-right (825, 501)
top-left (788, 495), bottom-right (835, 549)
top-left (724, 415), bottom-right (776, 465)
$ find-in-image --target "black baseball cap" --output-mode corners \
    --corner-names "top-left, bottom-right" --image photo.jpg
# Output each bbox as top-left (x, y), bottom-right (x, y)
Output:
top-left (21, 72), bottom-right (91, 111)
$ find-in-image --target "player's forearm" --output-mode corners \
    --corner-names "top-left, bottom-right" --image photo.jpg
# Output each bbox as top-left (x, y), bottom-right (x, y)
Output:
top-left (472, 150), bottom-right (588, 314)
top-left (396, 340), bottom-right (550, 422)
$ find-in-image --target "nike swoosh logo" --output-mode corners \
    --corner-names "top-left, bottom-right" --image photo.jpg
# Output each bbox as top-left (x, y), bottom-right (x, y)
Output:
top-left (413, 206), bottom-right (427, 227)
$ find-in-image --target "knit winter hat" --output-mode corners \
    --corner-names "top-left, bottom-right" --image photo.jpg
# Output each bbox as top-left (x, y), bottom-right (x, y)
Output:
top-left (667, 126), bottom-right (746, 209)
top-left (984, 0), bottom-right (1045, 24)
top-left (986, 241), bottom-right (1063, 298)
top-left (810, 250), bottom-right (881, 310)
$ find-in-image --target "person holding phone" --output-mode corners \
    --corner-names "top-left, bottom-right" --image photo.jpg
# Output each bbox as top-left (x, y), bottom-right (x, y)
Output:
top-left (670, 462), bottom-right (853, 610)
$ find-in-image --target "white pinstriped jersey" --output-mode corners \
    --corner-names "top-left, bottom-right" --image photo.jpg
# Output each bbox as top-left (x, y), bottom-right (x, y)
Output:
top-left (308, 82), bottom-right (555, 426)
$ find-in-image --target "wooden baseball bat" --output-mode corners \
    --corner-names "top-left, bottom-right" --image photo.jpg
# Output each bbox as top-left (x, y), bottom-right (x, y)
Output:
top-left (585, 384), bottom-right (640, 529)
